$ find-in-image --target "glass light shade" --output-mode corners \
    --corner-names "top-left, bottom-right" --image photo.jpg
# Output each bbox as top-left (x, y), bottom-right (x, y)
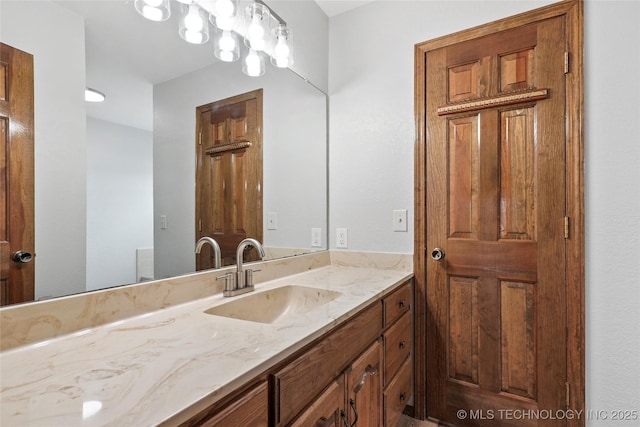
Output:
top-left (242, 49), bottom-right (265, 77)
top-left (214, 0), bottom-right (237, 19)
top-left (214, 29), bottom-right (240, 62)
top-left (244, 2), bottom-right (270, 51)
top-left (134, 0), bottom-right (171, 22)
top-left (270, 24), bottom-right (293, 68)
top-left (179, 4), bottom-right (210, 44)
top-left (209, 0), bottom-right (237, 31)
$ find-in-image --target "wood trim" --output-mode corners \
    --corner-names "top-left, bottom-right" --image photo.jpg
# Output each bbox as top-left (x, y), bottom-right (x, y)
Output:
top-left (564, 2), bottom-right (585, 425)
top-left (205, 141), bottom-right (252, 156)
top-left (413, 1), bottom-right (584, 422)
top-left (437, 88), bottom-right (549, 115)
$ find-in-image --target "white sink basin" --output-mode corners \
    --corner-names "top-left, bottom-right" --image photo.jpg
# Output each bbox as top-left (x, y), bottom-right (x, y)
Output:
top-left (204, 285), bottom-right (342, 324)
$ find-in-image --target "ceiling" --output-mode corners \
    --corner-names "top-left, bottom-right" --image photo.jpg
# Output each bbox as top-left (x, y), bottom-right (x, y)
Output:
top-left (314, 0), bottom-right (374, 17)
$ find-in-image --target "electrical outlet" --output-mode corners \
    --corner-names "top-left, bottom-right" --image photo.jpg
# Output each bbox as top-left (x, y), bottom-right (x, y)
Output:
top-left (311, 228), bottom-right (322, 247)
top-left (160, 215), bottom-right (168, 230)
top-left (336, 228), bottom-right (348, 248)
top-left (393, 209), bottom-right (408, 232)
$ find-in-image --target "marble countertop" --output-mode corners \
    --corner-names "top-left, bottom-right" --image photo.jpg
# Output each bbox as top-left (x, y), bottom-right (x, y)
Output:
top-left (0, 265), bottom-right (412, 426)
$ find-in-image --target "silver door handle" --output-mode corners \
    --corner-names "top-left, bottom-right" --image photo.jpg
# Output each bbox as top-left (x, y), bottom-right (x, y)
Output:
top-left (431, 248), bottom-right (445, 261)
top-left (12, 251), bottom-right (33, 263)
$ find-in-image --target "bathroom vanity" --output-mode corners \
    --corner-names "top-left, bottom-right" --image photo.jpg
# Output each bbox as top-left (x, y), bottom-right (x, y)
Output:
top-left (0, 252), bottom-right (413, 426)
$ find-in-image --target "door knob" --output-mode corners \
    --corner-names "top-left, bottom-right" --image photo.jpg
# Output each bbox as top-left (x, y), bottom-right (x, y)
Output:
top-left (12, 251), bottom-right (33, 263)
top-left (431, 248), bottom-right (445, 261)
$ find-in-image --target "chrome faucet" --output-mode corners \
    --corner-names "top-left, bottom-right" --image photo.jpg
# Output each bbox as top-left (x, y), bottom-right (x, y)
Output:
top-left (216, 238), bottom-right (265, 297)
top-left (235, 238), bottom-right (266, 290)
top-left (195, 237), bottom-right (222, 269)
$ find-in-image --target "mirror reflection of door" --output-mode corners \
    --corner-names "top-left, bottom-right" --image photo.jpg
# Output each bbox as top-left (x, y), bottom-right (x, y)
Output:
top-left (196, 89), bottom-right (263, 269)
top-left (0, 43), bottom-right (35, 305)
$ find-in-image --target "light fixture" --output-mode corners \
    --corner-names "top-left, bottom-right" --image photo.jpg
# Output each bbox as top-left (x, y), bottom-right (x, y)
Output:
top-left (179, 3), bottom-right (210, 44)
top-left (85, 88), bottom-right (106, 103)
top-left (133, 0), bottom-right (293, 77)
top-left (242, 48), bottom-right (265, 77)
top-left (134, 0), bottom-right (170, 22)
top-left (271, 24), bottom-right (293, 68)
top-left (210, 0), bottom-right (237, 30)
top-left (214, 28), bottom-right (240, 62)
top-left (244, 2), bottom-right (269, 51)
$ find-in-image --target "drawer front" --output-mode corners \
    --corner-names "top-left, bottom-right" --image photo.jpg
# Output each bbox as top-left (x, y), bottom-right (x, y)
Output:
top-left (383, 357), bottom-right (412, 427)
top-left (383, 311), bottom-right (412, 386)
top-left (271, 302), bottom-right (382, 426)
top-left (200, 381), bottom-right (268, 427)
top-left (383, 281), bottom-right (411, 328)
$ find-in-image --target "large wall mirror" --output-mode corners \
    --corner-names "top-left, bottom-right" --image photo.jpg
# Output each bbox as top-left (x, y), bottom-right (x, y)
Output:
top-left (0, 0), bottom-right (327, 304)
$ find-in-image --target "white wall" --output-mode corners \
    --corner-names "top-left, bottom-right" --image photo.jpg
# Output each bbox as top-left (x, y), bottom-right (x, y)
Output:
top-left (584, 0), bottom-right (640, 420)
top-left (1, 1), bottom-right (87, 299)
top-left (328, 0), bottom-right (640, 422)
top-left (270, 0), bottom-right (330, 93)
top-left (86, 117), bottom-right (153, 291)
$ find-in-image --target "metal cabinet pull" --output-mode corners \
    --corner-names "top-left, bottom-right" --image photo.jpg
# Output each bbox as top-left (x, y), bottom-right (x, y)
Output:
top-left (353, 364), bottom-right (378, 394)
top-left (340, 409), bottom-right (349, 427)
top-left (348, 398), bottom-right (358, 427)
top-left (399, 340), bottom-right (406, 350)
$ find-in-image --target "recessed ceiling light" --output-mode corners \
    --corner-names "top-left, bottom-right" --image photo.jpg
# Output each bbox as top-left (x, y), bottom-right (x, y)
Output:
top-left (85, 88), bottom-right (106, 103)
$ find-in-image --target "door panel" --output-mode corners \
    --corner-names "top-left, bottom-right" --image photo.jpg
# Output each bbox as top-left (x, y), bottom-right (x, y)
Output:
top-left (0, 43), bottom-right (35, 306)
top-left (423, 16), bottom-right (567, 426)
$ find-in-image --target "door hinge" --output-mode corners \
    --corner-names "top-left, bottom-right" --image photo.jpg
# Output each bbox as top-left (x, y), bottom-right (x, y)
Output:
top-left (564, 52), bottom-right (570, 74)
top-left (565, 382), bottom-right (571, 407)
top-left (198, 219), bottom-right (202, 232)
top-left (198, 132), bottom-right (202, 145)
top-left (564, 216), bottom-right (570, 239)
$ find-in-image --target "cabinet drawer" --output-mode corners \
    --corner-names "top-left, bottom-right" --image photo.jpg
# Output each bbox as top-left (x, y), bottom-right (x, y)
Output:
top-left (199, 381), bottom-right (268, 427)
top-left (383, 311), bottom-right (411, 386)
top-left (383, 281), bottom-right (411, 328)
top-left (290, 375), bottom-right (345, 427)
top-left (271, 302), bottom-right (382, 426)
top-left (383, 357), bottom-right (412, 427)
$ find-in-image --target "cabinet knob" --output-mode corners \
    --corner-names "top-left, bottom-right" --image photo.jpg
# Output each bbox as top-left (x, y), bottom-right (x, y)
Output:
top-left (399, 299), bottom-right (406, 308)
top-left (399, 340), bottom-right (406, 349)
top-left (400, 392), bottom-right (407, 401)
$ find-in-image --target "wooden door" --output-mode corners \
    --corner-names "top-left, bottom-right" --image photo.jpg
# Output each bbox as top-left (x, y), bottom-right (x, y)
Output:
top-left (195, 89), bottom-right (263, 268)
top-left (414, 2), bottom-right (584, 425)
top-left (0, 43), bottom-right (35, 306)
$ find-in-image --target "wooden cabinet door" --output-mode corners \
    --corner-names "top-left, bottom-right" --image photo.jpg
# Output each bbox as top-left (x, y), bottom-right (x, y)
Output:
top-left (347, 340), bottom-right (382, 427)
top-left (290, 375), bottom-right (346, 427)
top-left (419, 11), bottom-right (572, 427)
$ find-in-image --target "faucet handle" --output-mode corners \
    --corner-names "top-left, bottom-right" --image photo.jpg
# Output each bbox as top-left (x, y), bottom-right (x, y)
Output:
top-left (244, 268), bottom-right (261, 287)
top-left (216, 272), bottom-right (234, 292)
